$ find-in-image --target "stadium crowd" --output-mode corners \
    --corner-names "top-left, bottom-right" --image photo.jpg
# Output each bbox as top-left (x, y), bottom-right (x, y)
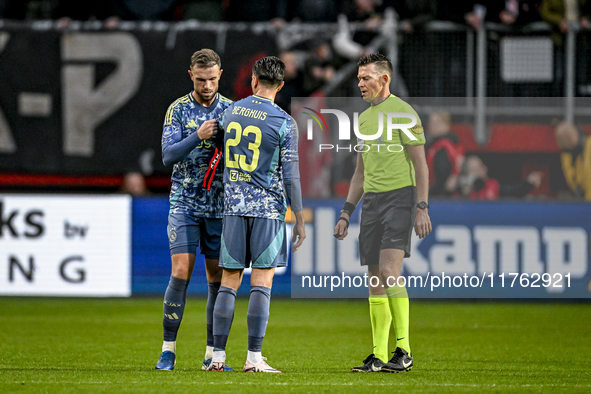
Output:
top-left (2, 0), bottom-right (589, 99)
top-left (0, 0), bottom-right (587, 25)
top-left (0, 0), bottom-right (589, 201)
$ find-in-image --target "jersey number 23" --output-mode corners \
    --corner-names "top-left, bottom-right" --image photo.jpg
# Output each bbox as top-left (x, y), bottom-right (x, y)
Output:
top-left (225, 121), bottom-right (261, 172)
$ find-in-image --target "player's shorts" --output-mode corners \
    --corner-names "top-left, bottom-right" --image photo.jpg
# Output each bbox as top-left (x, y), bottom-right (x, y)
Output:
top-left (167, 211), bottom-right (222, 259)
top-left (359, 186), bottom-right (417, 266)
top-left (220, 215), bottom-right (288, 269)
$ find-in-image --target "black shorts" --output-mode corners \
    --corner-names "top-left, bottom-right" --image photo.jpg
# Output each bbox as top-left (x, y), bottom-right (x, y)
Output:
top-left (359, 186), bottom-right (417, 266)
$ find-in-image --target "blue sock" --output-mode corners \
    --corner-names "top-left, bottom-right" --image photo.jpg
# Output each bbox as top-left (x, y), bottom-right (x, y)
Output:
top-left (162, 275), bottom-right (189, 342)
top-left (206, 282), bottom-right (221, 348)
top-left (247, 286), bottom-right (271, 352)
top-left (213, 286), bottom-right (237, 351)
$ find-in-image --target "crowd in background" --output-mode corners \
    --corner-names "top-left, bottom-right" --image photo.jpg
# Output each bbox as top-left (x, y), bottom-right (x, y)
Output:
top-left (1, 0), bottom-right (589, 201)
top-left (424, 111), bottom-right (590, 201)
top-left (2, 0), bottom-right (589, 100)
top-left (1, 1), bottom-right (589, 31)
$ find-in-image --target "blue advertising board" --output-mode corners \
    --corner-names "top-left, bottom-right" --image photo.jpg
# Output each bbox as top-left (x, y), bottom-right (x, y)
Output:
top-left (132, 197), bottom-right (292, 296)
top-left (132, 198), bottom-right (591, 299)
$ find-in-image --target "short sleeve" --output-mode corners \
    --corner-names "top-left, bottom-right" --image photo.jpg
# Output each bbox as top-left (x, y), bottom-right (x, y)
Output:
top-left (397, 104), bottom-right (425, 146)
top-left (162, 102), bottom-right (183, 147)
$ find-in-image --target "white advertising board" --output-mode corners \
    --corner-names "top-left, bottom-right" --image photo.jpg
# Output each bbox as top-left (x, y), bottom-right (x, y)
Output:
top-left (0, 195), bottom-right (131, 296)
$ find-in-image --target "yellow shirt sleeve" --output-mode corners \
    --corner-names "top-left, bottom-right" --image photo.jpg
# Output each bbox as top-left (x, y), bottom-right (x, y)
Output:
top-left (560, 152), bottom-right (577, 192)
top-left (583, 138), bottom-right (591, 201)
top-left (396, 103), bottom-right (425, 146)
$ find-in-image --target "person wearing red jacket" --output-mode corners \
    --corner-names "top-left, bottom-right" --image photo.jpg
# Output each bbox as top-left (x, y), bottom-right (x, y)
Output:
top-left (425, 111), bottom-right (465, 197)
top-left (458, 155), bottom-right (542, 200)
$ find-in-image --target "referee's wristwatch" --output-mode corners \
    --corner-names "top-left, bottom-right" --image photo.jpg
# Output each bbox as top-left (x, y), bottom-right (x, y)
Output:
top-left (417, 201), bottom-right (430, 210)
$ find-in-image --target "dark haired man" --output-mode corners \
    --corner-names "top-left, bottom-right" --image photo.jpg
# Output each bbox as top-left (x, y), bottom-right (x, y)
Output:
top-left (334, 53), bottom-right (432, 373)
top-left (207, 56), bottom-right (306, 373)
top-left (156, 48), bottom-right (233, 371)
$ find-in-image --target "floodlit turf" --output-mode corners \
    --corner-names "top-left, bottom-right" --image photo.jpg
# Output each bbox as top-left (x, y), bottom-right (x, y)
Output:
top-left (0, 298), bottom-right (590, 393)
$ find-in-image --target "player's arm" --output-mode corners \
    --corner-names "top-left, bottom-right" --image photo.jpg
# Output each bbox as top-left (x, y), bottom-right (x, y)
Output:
top-left (284, 171), bottom-right (306, 253)
top-left (161, 104), bottom-right (219, 166)
top-left (334, 151), bottom-right (365, 240)
top-left (399, 104), bottom-right (431, 238)
top-left (281, 117), bottom-right (306, 252)
top-left (408, 144), bottom-right (432, 239)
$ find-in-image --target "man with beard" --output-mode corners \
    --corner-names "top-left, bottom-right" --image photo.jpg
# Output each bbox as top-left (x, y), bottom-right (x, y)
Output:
top-left (156, 48), bottom-right (233, 371)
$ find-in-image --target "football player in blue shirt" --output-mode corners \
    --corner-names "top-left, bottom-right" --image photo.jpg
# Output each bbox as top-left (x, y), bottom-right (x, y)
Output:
top-left (207, 56), bottom-right (306, 373)
top-left (156, 49), bottom-right (233, 371)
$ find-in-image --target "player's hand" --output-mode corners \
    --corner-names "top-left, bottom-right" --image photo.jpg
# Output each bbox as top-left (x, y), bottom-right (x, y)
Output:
top-left (291, 221), bottom-right (306, 253)
top-left (333, 213), bottom-right (350, 240)
top-left (414, 209), bottom-right (432, 239)
top-left (197, 119), bottom-right (218, 141)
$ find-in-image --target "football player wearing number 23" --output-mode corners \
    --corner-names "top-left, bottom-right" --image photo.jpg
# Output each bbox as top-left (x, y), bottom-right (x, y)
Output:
top-left (207, 56), bottom-right (306, 373)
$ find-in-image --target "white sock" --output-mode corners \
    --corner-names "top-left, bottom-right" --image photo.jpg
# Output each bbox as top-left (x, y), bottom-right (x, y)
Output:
top-left (162, 341), bottom-right (176, 354)
top-left (212, 350), bottom-right (226, 363)
top-left (247, 350), bottom-right (262, 364)
top-left (205, 346), bottom-right (214, 360)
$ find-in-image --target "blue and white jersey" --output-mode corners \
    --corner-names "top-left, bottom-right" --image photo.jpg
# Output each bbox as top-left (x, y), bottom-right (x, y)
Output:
top-left (221, 94), bottom-right (298, 221)
top-left (162, 92), bottom-right (233, 218)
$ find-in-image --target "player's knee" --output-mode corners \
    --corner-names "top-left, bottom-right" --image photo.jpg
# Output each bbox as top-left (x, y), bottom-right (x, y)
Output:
top-left (250, 270), bottom-right (274, 288)
top-left (379, 265), bottom-right (398, 281)
top-left (205, 261), bottom-right (223, 281)
top-left (172, 266), bottom-right (191, 280)
top-left (209, 270), bottom-right (223, 282)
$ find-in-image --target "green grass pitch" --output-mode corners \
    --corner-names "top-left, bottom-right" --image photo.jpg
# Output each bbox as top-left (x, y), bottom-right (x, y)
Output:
top-left (1, 298), bottom-right (589, 393)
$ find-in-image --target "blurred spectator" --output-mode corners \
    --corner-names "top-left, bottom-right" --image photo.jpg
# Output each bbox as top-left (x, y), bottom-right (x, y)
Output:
top-left (439, 1), bottom-right (487, 30)
top-left (540, 0), bottom-right (591, 94)
top-left (491, 0), bottom-right (542, 26)
top-left (121, 171), bottom-right (149, 196)
top-left (554, 120), bottom-right (591, 200)
top-left (458, 155), bottom-right (542, 200)
top-left (275, 51), bottom-right (306, 113)
top-left (333, 0), bottom-right (381, 60)
top-left (425, 111), bottom-right (465, 197)
top-left (303, 40), bottom-right (336, 93)
top-left (541, 0), bottom-right (590, 44)
top-left (393, 0), bottom-right (437, 33)
top-left (394, 0), bottom-right (439, 97)
top-left (343, 0), bottom-right (382, 24)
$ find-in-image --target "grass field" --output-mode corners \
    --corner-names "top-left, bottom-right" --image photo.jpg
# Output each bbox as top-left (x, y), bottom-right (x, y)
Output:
top-left (0, 298), bottom-right (590, 393)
